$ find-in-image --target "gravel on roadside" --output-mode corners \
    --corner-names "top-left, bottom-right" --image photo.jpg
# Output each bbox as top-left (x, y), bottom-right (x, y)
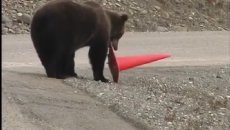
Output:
top-left (64, 65), bottom-right (230, 130)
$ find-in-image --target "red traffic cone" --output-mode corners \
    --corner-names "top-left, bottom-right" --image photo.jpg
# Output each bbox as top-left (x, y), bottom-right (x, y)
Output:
top-left (108, 46), bottom-right (171, 83)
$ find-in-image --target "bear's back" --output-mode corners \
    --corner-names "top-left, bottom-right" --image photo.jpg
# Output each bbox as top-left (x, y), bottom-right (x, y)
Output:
top-left (31, 0), bottom-right (106, 48)
top-left (33, 0), bottom-right (99, 28)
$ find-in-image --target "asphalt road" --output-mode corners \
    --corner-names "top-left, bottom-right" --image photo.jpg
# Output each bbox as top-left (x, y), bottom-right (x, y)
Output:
top-left (2, 31), bottom-right (229, 130)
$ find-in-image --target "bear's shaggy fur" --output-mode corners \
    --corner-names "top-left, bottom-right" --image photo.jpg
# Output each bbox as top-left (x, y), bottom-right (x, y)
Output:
top-left (30, 0), bottom-right (128, 82)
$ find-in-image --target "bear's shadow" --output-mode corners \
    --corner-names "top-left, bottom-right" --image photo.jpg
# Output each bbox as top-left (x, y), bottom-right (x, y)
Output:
top-left (3, 69), bottom-right (99, 82)
top-left (3, 69), bottom-right (48, 78)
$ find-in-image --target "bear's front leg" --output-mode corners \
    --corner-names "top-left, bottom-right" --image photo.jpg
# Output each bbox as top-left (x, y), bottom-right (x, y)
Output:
top-left (67, 52), bottom-right (79, 78)
top-left (88, 43), bottom-right (110, 83)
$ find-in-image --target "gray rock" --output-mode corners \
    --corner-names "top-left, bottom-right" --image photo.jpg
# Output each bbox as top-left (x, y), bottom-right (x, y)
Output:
top-left (1, 0), bottom-right (229, 34)
top-left (216, 74), bottom-right (222, 79)
top-left (161, 11), bottom-right (170, 18)
top-left (11, 25), bottom-right (18, 30)
top-left (140, 10), bottom-right (148, 15)
top-left (189, 77), bottom-right (195, 81)
top-left (8, 29), bottom-right (15, 34)
top-left (171, 26), bottom-right (188, 31)
top-left (2, 15), bottom-right (11, 24)
top-left (154, 6), bottom-right (161, 10)
top-left (2, 27), bottom-right (8, 35)
top-left (155, 26), bottom-right (168, 32)
top-left (134, 19), bottom-right (140, 23)
top-left (175, 0), bottom-right (182, 4)
top-left (14, 28), bottom-right (22, 34)
top-left (128, 9), bottom-right (134, 15)
top-left (11, 10), bottom-right (17, 14)
top-left (20, 25), bottom-right (30, 31)
top-left (20, 14), bottom-right (32, 24)
top-left (115, 3), bottom-right (121, 7)
top-left (2, 15), bottom-right (12, 28)
top-left (146, 21), bottom-right (152, 24)
top-left (198, 1), bottom-right (206, 8)
top-left (17, 13), bottom-right (23, 17)
top-left (4, 23), bottom-right (12, 28)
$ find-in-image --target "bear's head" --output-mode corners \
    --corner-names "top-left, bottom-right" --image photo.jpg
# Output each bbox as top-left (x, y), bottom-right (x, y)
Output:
top-left (106, 10), bottom-right (129, 51)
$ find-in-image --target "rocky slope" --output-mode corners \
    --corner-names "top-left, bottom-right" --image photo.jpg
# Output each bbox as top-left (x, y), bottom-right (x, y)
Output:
top-left (2, 0), bottom-right (230, 35)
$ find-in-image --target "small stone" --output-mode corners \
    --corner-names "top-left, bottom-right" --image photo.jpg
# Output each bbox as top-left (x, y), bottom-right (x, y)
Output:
top-left (175, 0), bottom-right (181, 4)
top-left (17, 13), bottom-right (23, 17)
top-left (155, 26), bottom-right (168, 32)
top-left (132, 2), bottom-right (138, 5)
top-left (14, 28), bottom-right (22, 34)
top-left (2, 15), bottom-right (12, 28)
top-left (137, 113), bottom-right (142, 116)
top-left (161, 11), bottom-right (169, 18)
top-left (134, 19), bottom-right (140, 23)
top-left (8, 29), bottom-right (15, 34)
top-left (21, 30), bottom-right (29, 34)
top-left (2, 27), bottom-right (8, 35)
top-left (146, 96), bottom-right (151, 100)
top-left (128, 9), bottom-right (134, 15)
top-left (200, 24), bottom-right (204, 27)
top-left (189, 77), bottom-right (195, 81)
top-left (217, 27), bottom-right (224, 30)
top-left (140, 10), bottom-right (148, 15)
top-left (4, 23), bottom-right (12, 28)
top-left (115, 3), bottom-right (121, 7)
top-left (146, 21), bottom-right (152, 24)
top-left (199, 1), bottom-right (206, 8)
top-left (21, 14), bottom-right (32, 24)
top-left (2, 15), bottom-right (11, 24)
top-left (11, 25), bottom-right (18, 30)
top-left (171, 26), bottom-right (188, 31)
top-left (216, 74), bottom-right (222, 78)
top-left (98, 93), bottom-right (104, 97)
top-left (21, 25), bottom-right (30, 31)
top-left (154, 6), bottom-right (161, 10)
top-left (167, 122), bottom-right (173, 125)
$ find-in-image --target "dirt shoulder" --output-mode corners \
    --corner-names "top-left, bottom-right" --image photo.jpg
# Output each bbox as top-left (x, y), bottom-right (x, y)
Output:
top-left (2, 67), bottom-right (140, 130)
top-left (2, 31), bottom-right (229, 130)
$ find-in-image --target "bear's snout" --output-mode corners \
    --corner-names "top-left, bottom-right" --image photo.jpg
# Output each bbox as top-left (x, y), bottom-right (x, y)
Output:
top-left (111, 40), bottom-right (119, 51)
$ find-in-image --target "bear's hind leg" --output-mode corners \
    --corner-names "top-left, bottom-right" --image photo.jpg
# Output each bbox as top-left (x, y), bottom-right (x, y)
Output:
top-left (88, 43), bottom-right (110, 83)
top-left (39, 53), bottom-right (58, 78)
top-left (55, 54), bottom-right (70, 79)
top-left (44, 61), bottom-right (58, 78)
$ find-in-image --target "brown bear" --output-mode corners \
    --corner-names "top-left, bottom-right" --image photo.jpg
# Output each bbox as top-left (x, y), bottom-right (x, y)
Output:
top-left (30, 0), bottom-right (128, 82)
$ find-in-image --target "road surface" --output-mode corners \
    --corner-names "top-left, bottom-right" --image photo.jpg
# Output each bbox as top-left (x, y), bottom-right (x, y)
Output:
top-left (2, 31), bottom-right (229, 130)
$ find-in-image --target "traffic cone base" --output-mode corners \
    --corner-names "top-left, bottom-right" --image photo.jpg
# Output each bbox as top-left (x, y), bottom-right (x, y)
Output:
top-left (108, 46), bottom-right (171, 83)
top-left (108, 47), bottom-right (120, 83)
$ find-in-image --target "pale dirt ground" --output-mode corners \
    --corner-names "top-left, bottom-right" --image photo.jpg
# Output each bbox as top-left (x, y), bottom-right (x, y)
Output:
top-left (2, 31), bottom-right (229, 130)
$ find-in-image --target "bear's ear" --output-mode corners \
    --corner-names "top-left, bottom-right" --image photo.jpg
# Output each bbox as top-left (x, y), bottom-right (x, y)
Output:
top-left (121, 13), bottom-right (128, 22)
